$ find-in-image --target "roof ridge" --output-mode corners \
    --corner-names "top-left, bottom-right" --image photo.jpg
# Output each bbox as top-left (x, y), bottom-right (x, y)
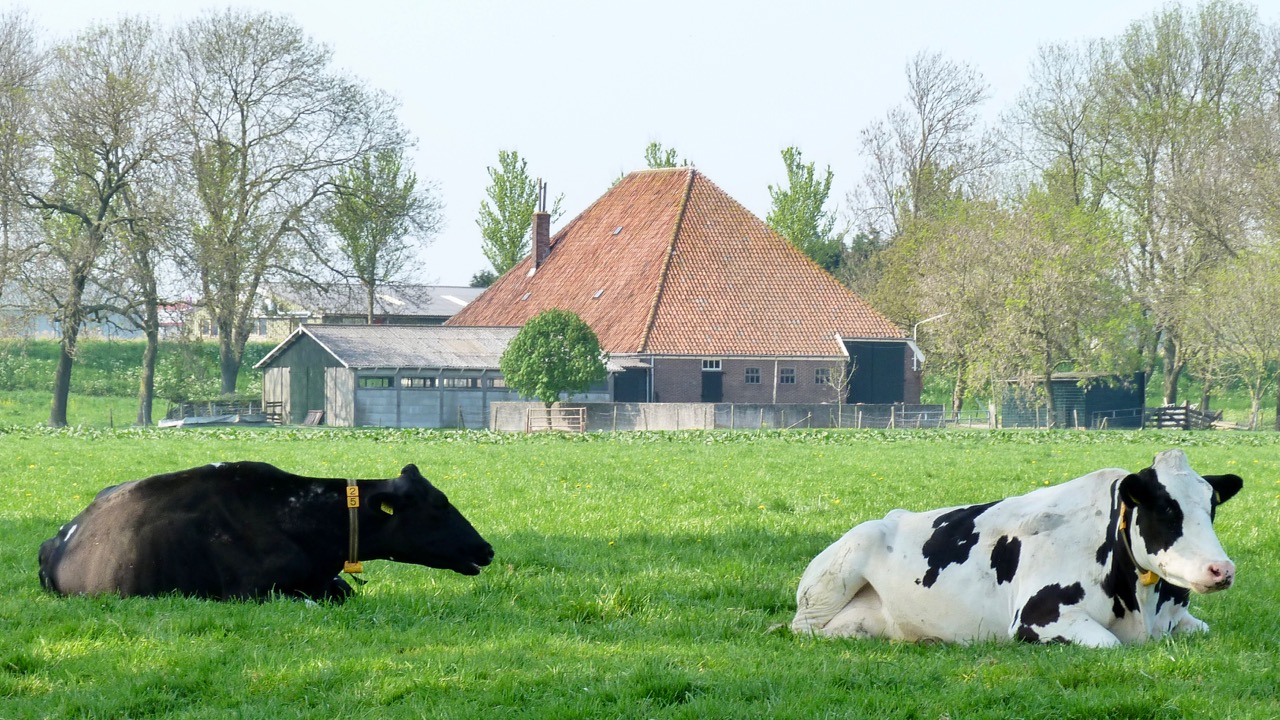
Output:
top-left (638, 168), bottom-right (697, 353)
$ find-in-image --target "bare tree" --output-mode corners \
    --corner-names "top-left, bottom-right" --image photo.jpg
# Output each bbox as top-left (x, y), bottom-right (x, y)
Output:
top-left (167, 9), bottom-right (406, 394)
top-left (0, 10), bottom-right (42, 313)
top-left (17, 18), bottom-right (167, 427)
top-left (853, 51), bottom-right (1003, 239)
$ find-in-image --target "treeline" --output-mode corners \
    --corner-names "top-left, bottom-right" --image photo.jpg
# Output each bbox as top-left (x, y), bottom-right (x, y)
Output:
top-left (833, 1), bottom-right (1280, 430)
top-left (0, 9), bottom-right (438, 426)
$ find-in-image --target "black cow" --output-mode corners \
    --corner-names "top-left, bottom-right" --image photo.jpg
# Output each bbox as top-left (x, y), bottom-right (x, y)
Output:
top-left (38, 462), bottom-right (493, 602)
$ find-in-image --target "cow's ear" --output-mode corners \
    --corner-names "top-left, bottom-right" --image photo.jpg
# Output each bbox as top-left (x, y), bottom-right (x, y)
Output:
top-left (1204, 474), bottom-right (1243, 506)
top-left (400, 464), bottom-right (424, 481)
top-left (1120, 467), bottom-right (1158, 507)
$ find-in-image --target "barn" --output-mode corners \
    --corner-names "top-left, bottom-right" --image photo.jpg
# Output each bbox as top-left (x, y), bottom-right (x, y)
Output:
top-left (448, 168), bottom-right (921, 405)
top-left (255, 325), bottom-right (524, 428)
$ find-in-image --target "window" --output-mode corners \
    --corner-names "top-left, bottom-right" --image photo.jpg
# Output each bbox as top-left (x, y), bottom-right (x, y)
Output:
top-left (400, 377), bottom-right (436, 389)
top-left (745, 367), bottom-right (761, 384)
top-left (486, 377), bottom-right (507, 388)
top-left (359, 376), bottom-right (392, 389)
top-left (440, 377), bottom-right (478, 388)
top-left (702, 359), bottom-right (722, 372)
top-left (815, 368), bottom-right (831, 385)
top-left (779, 368), bottom-right (796, 384)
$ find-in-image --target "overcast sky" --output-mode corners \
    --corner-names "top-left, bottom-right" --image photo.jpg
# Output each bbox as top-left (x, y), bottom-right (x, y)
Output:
top-left (17, 0), bottom-right (1248, 286)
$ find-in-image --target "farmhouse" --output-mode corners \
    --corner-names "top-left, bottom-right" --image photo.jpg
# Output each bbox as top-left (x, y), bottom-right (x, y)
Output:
top-left (255, 324), bottom-right (536, 428)
top-left (448, 167), bottom-right (920, 404)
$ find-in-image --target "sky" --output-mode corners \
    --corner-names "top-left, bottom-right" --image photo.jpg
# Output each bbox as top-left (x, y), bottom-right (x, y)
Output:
top-left (17, 0), bottom-right (1258, 286)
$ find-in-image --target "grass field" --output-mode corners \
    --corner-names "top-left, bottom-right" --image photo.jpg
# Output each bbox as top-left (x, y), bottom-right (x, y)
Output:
top-left (2, 427), bottom-right (1278, 719)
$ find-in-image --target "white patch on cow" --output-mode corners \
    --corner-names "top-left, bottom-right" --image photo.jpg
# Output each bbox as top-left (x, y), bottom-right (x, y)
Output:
top-left (210, 462), bottom-right (225, 468)
top-left (63, 523), bottom-right (78, 542)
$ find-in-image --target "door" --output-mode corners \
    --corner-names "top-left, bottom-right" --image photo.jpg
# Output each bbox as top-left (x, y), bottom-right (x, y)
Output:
top-left (701, 364), bottom-right (723, 402)
top-left (614, 368), bottom-right (649, 402)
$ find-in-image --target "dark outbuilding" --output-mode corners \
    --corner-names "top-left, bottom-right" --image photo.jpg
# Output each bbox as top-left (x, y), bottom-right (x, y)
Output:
top-left (38, 462), bottom-right (493, 601)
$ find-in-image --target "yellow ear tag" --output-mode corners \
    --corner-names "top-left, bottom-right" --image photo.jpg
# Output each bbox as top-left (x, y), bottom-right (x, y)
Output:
top-left (344, 561), bottom-right (363, 574)
top-left (1139, 570), bottom-right (1159, 586)
top-left (380, 502), bottom-right (394, 515)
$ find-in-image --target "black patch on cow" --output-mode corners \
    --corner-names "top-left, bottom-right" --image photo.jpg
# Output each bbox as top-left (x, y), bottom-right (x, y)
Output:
top-left (919, 501), bottom-right (998, 588)
top-left (1155, 580), bottom-right (1190, 614)
top-left (990, 535), bottom-right (1021, 585)
top-left (1096, 486), bottom-right (1123, 567)
top-left (1100, 489), bottom-right (1142, 618)
top-left (1015, 582), bottom-right (1086, 642)
top-left (1120, 468), bottom-right (1184, 555)
top-left (1204, 473), bottom-right (1243, 521)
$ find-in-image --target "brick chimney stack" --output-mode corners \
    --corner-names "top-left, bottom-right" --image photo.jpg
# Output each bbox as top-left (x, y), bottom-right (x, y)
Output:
top-left (533, 179), bottom-right (551, 269)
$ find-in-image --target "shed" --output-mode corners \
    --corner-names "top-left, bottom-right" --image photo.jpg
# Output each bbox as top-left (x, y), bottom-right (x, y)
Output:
top-left (254, 325), bottom-right (521, 428)
top-left (1001, 372), bottom-right (1146, 429)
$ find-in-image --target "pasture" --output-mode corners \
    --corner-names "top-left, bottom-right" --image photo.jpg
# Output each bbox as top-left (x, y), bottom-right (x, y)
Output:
top-left (2, 427), bottom-right (1278, 719)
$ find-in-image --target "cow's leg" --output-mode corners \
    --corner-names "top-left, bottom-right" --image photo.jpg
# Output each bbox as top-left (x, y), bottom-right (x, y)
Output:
top-left (1011, 612), bottom-right (1121, 647)
top-left (792, 521), bottom-right (888, 638)
top-left (1171, 612), bottom-right (1208, 635)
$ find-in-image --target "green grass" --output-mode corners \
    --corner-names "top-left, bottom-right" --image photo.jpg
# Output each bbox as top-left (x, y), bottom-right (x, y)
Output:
top-left (2, 428), bottom-right (1278, 718)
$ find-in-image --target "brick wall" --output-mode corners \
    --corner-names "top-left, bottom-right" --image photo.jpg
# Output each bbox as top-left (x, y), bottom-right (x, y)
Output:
top-left (652, 357), bottom-right (851, 404)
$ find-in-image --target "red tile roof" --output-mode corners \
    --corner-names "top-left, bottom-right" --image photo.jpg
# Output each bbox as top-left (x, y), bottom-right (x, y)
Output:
top-left (447, 168), bottom-right (904, 356)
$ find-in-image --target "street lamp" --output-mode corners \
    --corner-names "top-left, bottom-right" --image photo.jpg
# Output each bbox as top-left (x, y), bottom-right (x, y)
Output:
top-left (911, 312), bottom-right (950, 371)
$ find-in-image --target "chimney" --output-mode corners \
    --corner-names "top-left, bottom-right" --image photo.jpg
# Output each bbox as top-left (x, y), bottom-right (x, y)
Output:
top-left (533, 179), bottom-right (551, 269)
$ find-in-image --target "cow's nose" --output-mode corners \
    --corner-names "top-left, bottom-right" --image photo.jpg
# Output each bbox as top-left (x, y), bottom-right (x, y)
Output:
top-left (1208, 560), bottom-right (1235, 588)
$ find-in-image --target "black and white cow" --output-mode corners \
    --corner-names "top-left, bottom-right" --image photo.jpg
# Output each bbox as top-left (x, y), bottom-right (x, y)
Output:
top-left (38, 461), bottom-right (493, 602)
top-left (791, 449), bottom-right (1242, 646)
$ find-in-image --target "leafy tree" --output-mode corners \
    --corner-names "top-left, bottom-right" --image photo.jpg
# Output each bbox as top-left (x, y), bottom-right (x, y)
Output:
top-left (469, 268), bottom-right (496, 288)
top-left (321, 147), bottom-right (441, 323)
top-left (168, 9), bottom-right (405, 394)
top-left (477, 149), bottom-right (562, 276)
top-left (643, 141), bottom-right (686, 168)
top-left (499, 309), bottom-right (605, 407)
top-left (766, 146), bottom-right (844, 273)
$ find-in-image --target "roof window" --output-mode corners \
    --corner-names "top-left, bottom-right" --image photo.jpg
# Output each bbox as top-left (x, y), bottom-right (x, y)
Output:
top-left (612, 226), bottom-right (623, 236)
top-left (520, 292), bottom-right (531, 301)
top-left (592, 288), bottom-right (605, 299)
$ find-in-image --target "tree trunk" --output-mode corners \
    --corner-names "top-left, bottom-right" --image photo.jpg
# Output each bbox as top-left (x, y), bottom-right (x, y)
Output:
top-left (1042, 371), bottom-right (1056, 429)
top-left (49, 272), bottom-right (89, 428)
top-left (950, 364), bottom-right (966, 415)
top-left (48, 342), bottom-right (74, 428)
top-left (366, 283), bottom-right (376, 324)
top-left (1274, 376), bottom-right (1280, 432)
top-left (1161, 334), bottom-right (1182, 405)
top-left (135, 295), bottom-right (159, 425)
top-left (219, 333), bottom-right (241, 395)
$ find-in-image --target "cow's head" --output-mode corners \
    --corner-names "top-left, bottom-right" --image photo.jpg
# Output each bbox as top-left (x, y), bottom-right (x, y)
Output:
top-left (365, 464), bottom-right (494, 575)
top-left (1120, 449), bottom-right (1242, 594)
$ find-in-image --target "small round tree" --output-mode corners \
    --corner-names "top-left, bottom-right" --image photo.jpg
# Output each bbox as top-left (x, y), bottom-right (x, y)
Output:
top-left (500, 309), bottom-right (607, 408)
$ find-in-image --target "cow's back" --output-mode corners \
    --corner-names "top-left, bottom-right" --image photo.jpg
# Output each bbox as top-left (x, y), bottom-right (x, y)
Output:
top-left (38, 466), bottom-right (282, 597)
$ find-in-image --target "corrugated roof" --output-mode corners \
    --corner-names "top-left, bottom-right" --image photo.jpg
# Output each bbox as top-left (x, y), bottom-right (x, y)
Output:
top-left (448, 168), bottom-right (904, 356)
top-left (264, 284), bottom-right (483, 320)
top-left (255, 325), bottom-right (518, 370)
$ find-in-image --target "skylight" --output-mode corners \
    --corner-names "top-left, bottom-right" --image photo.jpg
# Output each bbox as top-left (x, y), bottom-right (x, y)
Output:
top-left (612, 226), bottom-right (623, 236)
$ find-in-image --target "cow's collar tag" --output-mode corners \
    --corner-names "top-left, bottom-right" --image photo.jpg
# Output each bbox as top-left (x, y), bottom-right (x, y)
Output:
top-left (1118, 501), bottom-right (1160, 587)
top-left (345, 479), bottom-right (363, 575)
